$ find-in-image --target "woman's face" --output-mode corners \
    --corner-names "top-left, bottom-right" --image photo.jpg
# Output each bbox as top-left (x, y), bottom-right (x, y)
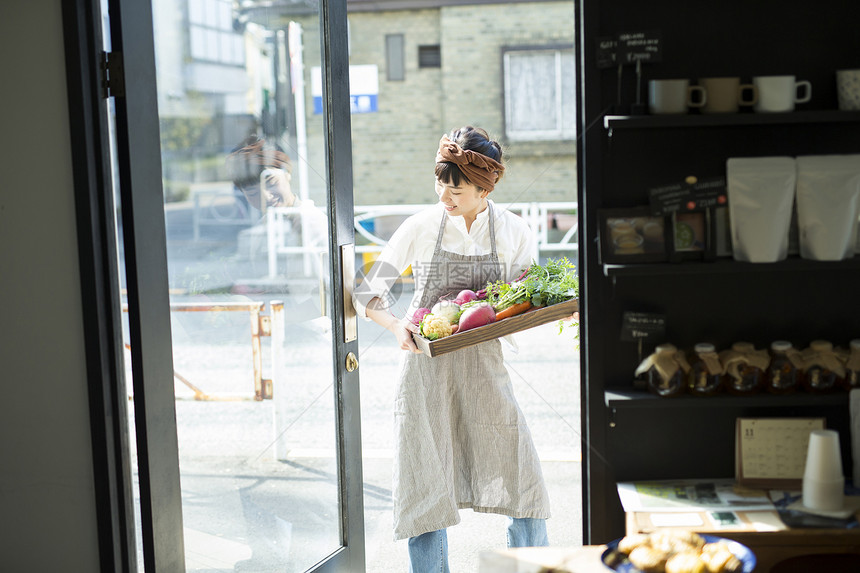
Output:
top-left (435, 177), bottom-right (488, 220)
top-left (240, 169), bottom-right (293, 211)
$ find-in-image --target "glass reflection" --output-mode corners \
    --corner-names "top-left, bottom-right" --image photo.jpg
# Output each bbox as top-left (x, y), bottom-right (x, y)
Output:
top-left (148, 0), bottom-right (340, 570)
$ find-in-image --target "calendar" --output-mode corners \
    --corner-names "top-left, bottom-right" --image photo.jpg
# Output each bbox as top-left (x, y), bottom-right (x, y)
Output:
top-left (735, 418), bottom-right (825, 489)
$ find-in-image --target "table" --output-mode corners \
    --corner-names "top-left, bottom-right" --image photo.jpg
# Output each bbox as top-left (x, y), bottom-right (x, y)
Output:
top-left (478, 546), bottom-right (610, 572)
top-left (627, 510), bottom-right (860, 572)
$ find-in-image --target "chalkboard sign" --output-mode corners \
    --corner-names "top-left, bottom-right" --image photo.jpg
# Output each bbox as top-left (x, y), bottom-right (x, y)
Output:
top-left (597, 31), bottom-right (662, 69)
top-left (596, 36), bottom-right (618, 69)
top-left (617, 31), bottom-right (662, 64)
top-left (621, 311), bottom-right (666, 342)
top-left (649, 176), bottom-right (727, 216)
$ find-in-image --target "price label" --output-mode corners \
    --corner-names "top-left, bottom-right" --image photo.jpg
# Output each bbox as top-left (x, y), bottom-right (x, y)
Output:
top-left (617, 31), bottom-right (662, 64)
top-left (649, 176), bottom-right (727, 216)
top-left (596, 36), bottom-right (618, 69)
top-left (621, 311), bottom-right (666, 342)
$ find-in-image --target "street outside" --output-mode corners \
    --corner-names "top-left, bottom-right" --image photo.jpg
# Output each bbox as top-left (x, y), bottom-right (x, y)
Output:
top-left (125, 203), bottom-right (582, 572)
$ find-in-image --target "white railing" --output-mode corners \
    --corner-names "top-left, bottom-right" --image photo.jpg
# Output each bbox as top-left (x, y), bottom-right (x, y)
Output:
top-left (265, 201), bottom-right (578, 278)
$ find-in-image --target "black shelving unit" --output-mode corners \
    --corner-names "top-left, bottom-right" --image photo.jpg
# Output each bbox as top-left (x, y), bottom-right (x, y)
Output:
top-left (577, 0), bottom-right (860, 545)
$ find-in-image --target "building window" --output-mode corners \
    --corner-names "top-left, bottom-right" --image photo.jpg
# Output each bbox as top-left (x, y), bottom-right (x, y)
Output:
top-left (503, 47), bottom-right (575, 141)
top-left (386, 34), bottom-right (405, 81)
top-left (418, 45), bottom-right (441, 69)
top-left (188, 0), bottom-right (244, 66)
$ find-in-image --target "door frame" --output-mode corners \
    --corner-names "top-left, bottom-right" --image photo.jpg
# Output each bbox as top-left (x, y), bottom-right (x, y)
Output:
top-left (63, 0), bottom-right (365, 569)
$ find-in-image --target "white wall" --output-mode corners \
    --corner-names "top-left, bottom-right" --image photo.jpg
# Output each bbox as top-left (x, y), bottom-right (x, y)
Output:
top-left (0, 1), bottom-right (101, 569)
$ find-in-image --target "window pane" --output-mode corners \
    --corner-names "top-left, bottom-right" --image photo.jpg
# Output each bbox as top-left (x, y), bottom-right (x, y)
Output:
top-left (561, 50), bottom-right (576, 138)
top-left (385, 34), bottom-right (404, 81)
top-left (507, 51), bottom-right (558, 133)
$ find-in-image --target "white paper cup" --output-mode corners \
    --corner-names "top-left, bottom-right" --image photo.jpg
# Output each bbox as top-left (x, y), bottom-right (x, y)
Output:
top-left (802, 429), bottom-right (845, 511)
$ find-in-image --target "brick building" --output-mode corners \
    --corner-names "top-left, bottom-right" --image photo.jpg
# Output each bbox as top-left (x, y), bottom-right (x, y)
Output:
top-left (285, 0), bottom-right (577, 207)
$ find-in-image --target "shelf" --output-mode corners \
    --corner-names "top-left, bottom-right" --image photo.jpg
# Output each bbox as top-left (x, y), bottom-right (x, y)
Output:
top-left (603, 110), bottom-right (860, 131)
top-left (603, 255), bottom-right (860, 277)
top-left (605, 389), bottom-right (849, 409)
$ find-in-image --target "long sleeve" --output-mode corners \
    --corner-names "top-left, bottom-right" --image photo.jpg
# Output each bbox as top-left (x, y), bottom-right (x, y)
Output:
top-left (353, 214), bottom-right (418, 319)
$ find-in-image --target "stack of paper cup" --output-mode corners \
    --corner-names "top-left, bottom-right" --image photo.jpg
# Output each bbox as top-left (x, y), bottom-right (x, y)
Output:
top-left (802, 429), bottom-right (845, 511)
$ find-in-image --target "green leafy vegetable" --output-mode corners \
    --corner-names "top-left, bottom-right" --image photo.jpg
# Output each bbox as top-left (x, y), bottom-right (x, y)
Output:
top-left (484, 257), bottom-right (579, 312)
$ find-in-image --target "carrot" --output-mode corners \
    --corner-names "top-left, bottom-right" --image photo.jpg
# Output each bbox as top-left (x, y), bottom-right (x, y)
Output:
top-left (495, 300), bottom-right (532, 321)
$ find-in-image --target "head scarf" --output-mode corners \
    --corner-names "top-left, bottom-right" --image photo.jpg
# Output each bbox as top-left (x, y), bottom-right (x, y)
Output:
top-left (435, 135), bottom-right (505, 191)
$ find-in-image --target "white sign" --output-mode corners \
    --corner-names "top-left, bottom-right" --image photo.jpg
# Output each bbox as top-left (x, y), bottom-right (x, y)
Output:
top-left (311, 64), bottom-right (378, 114)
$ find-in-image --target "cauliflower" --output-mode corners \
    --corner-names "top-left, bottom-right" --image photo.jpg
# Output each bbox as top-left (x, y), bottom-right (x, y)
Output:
top-left (420, 314), bottom-right (454, 340)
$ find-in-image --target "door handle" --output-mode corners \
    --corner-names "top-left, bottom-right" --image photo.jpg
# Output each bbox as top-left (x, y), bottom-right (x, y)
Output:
top-left (342, 244), bottom-right (357, 343)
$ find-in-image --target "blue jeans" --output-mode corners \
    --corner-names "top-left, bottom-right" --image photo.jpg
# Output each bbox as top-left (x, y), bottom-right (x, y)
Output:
top-left (407, 517), bottom-right (548, 573)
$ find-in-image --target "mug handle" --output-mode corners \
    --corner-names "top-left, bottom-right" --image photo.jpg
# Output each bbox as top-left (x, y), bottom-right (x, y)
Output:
top-left (739, 83), bottom-right (758, 105)
top-left (686, 85), bottom-right (707, 108)
top-left (795, 80), bottom-right (812, 104)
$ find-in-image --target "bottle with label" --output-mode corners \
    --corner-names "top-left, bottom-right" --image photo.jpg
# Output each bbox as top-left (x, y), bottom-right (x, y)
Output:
top-left (765, 340), bottom-right (803, 394)
top-left (635, 343), bottom-right (690, 398)
top-left (720, 341), bottom-right (769, 394)
top-left (801, 340), bottom-right (845, 393)
top-left (687, 342), bottom-right (723, 396)
top-left (843, 339), bottom-right (860, 391)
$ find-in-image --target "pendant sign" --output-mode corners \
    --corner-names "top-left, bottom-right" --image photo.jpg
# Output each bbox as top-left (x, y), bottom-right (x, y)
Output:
top-left (597, 31), bottom-right (662, 68)
top-left (649, 176), bottom-right (728, 216)
top-left (621, 311), bottom-right (666, 342)
top-left (617, 31), bottom-right (662, 64)
top-left (596, 37), bottom-right (618, 69)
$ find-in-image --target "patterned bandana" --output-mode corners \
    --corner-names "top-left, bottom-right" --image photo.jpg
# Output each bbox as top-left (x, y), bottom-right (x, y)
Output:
top-left (435, 135), bottom-right (505, 191)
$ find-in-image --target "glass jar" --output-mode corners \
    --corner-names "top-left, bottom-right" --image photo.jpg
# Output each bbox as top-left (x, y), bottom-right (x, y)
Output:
top-left (720, 341), bottom-right (768, 395)
top-left (843, 339), bottom-right (860, 391)
top-left (687, 342), bottom-right (723, 396)
top-left (636, 343), bottom-right (689, 398)
top-left (801, 340), bottom-right (845, 393)
top-left (765, 340), bottom-right (802, 394)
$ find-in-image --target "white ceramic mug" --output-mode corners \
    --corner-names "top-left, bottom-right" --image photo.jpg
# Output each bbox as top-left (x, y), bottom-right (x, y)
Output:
top-left (837, 69), bottom-right (860, 111)
top-left (753, 75), bottom-right (812, 112)
top-left (648, 79), bottom-right (707, 114)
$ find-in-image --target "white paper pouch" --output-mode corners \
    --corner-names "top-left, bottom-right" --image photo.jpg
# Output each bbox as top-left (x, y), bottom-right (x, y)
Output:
top-left (727, 157), bottom-right (797, 263)
top-left (796, 154), bottom-right (860, 261)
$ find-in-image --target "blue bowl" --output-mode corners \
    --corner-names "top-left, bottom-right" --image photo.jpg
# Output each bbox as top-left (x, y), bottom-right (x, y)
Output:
top-left (602, 533), bottom-right (756, 573)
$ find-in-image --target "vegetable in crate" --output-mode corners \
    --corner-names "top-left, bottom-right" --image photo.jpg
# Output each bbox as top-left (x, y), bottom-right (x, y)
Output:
top-left (485, 257), bottom-right (578, 319)
top-left (457, 302), bottom-right (496, 333)
top-left (420, 314), bottom-right (454, 340)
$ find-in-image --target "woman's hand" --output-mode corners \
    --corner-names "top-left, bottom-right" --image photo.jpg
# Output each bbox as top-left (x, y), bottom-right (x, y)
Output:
top-left (393, 319), bottom-right (422, 354)
top-left (365, 298), bottom-right (423, 354)
top-left (562, 311), bottom-right (580, 323)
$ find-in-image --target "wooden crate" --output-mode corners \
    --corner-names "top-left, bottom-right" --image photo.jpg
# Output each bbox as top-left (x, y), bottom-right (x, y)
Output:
top-left (412, 298), bottom-right (578, 357)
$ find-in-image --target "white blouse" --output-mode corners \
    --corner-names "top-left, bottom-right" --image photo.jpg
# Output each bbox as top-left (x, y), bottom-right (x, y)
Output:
top-left (354, 199), bottom-right (536, 320)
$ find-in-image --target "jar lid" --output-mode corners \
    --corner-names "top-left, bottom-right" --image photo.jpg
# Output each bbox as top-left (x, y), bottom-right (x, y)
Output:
top-left (851, 339), bottom-right (860, 350)
top-left (771, 340), bottom-right (793, 352)
top-left (732, 341), bottom-right (755, 352)
top-left (694, 342), bottom-right (716, 353)
top-left (655, 343), bottom-right (678, 354)
top-left (810, 340), bottom-right (833, 352)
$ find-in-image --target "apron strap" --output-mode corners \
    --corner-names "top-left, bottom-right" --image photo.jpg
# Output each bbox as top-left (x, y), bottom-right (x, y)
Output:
top-left (433, 207), bottom-right (448, 255)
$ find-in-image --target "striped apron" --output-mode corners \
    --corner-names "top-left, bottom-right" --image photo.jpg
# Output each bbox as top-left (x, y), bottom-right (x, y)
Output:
top-left (392, 203), bottom-right (551, 541)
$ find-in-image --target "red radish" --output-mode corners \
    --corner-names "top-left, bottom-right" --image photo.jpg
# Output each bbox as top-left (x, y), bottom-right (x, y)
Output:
top-left (453, 289), bottom-right (478, 305)
top-left (457, 302), bottom-right (496, 332)
top-left (410, 307), bottom-right (431, 325)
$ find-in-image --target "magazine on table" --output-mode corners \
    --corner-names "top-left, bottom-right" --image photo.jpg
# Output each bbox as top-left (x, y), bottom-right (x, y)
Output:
top-left (617, 478), bottom-right (774, 513)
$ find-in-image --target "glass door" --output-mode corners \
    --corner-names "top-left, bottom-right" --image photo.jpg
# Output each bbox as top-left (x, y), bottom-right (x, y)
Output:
top-left (107, 0), bottom-right (363, 570)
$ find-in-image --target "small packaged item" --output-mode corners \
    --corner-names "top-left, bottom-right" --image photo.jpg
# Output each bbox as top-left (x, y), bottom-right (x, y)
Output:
top-left (765, 340), bottom-right (803, 394)
top-left (795, 154), bottom-right (860, 261)
top-left (843, 339), bottom-right (860, 390)
top-left (726, 156), bottom-right (797, 263)
top-left (687, 342), bottom-right (724, 396)
top-left (719, 342), bottom-right (769, 394)
top-left (801, 340), bottom-right (846, 393)
top-left (635, 343), bottom-right (691, 398)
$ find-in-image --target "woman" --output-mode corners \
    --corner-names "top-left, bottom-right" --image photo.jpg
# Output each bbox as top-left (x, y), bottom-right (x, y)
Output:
top-left (353, 126), bottom-right (552, 572)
